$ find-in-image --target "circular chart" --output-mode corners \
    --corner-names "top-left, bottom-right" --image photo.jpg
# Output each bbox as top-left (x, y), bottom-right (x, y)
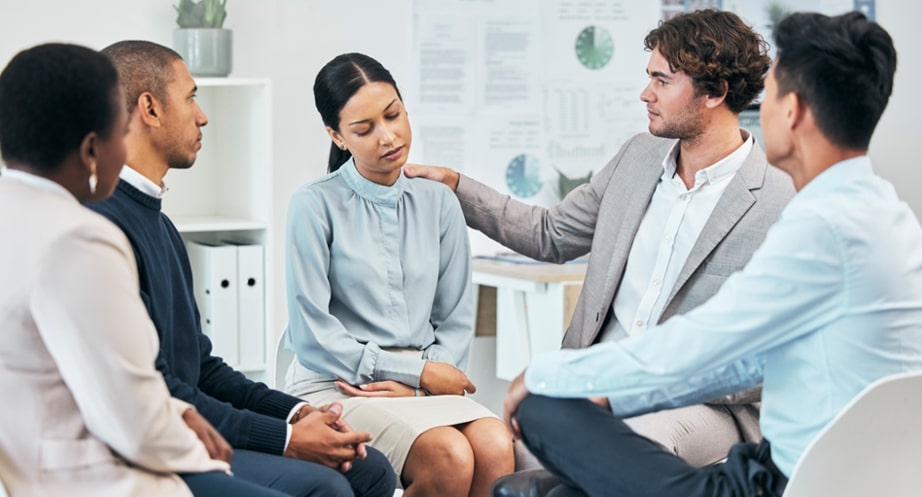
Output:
top-left (505, 154), bottom-right (543, 198)
top-left (575, 25), bottom-right (614, 70)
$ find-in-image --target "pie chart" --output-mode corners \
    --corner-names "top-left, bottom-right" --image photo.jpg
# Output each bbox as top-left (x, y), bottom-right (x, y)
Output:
top-left (575, 25), bottom-right (614, 70)
top-left (505, 154), bottom-right (543, 198)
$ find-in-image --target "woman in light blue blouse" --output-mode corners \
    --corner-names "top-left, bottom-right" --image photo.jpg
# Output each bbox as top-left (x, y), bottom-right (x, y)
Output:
top-left (283, 53), bottom-right (513, 497)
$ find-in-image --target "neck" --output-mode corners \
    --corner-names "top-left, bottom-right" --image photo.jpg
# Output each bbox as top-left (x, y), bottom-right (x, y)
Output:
top-left (674, 114), bottom-right (743, 188)
top-left (785, 129), bottom-right (866, 190)
top-left (124, 131), bottom-right (169, 186)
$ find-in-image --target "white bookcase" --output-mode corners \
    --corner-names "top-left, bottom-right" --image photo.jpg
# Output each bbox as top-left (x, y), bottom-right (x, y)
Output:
top-left (161, 78), bottom-right (273, 381)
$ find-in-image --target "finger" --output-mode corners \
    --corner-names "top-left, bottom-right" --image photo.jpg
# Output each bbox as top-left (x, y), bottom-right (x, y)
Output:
top-left (511, 416), bottom-right (521, 439)
top-left (340, 431), bottom-right (373, 446)
top-left (340, 461), bottom-right (352, 473)
top-left (355, 441), bottom-right (368, 459)
top-left (335, 381), bottom-right (364, 397)
top-left (464, 378), bottom-right (477, 394)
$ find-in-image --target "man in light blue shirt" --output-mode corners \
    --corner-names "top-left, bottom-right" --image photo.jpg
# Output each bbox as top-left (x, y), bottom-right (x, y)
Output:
top-left (496, 11), bottom-right (922, 497)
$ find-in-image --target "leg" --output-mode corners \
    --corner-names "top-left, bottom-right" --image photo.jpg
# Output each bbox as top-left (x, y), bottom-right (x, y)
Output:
top-left (458, 417), bottom-right (515, 497)
top-left (623, 403), bottom-right (752, 467)
top-left (342, 445), bottom-right (398, 497)
top-left (402, 426), bottom-right (475, 497)
top-left (514, 395), bottom-right (785, 497)
top-left (230, 449), bottom-right (352, 497)
top-left (180, 471), bottom-right (290, 497)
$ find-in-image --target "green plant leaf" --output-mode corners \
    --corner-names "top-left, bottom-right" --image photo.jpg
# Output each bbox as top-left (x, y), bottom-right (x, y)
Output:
top-left (175, 0), bottom-right (226, 28)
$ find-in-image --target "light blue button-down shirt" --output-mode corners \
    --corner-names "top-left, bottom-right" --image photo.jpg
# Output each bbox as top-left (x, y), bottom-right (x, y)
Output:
top-left (526, 156), bottom-right (922, 476)
top-left (284, 159), bottom-right (474, 388)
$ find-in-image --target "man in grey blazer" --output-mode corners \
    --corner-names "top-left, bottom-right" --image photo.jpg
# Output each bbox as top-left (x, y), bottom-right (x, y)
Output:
top-left (405, 8), bottom-right (795, 478)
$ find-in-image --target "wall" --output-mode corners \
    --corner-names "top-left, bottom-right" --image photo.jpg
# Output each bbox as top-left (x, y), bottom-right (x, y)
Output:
top-left (1, 0), bottom-right (920, 352)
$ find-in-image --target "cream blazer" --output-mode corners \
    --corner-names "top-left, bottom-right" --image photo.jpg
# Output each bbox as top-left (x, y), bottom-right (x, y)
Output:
top-left (0, 172), bottom-right (228, 497)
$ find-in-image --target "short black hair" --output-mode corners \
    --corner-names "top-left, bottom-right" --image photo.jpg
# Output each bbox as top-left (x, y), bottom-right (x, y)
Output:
top-left (773, 11), bottom-right (896, 150)
top-left (313, 53), bottom-right (402, 173)
top-left (102, 40), bottom-right (182, 114)
top-left (0, 43), bottom-right (120, 173)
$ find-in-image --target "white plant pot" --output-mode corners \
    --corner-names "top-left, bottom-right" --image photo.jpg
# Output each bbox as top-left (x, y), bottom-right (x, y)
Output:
top-left (173, 28), bottom-right (232, 77)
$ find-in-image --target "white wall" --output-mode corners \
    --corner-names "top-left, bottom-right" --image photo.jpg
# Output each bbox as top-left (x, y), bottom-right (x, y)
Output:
top-left (2, 0), bottom-right (920, 345)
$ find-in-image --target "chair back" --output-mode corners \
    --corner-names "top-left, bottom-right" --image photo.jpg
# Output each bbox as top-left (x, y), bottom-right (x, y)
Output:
top-left (273, 330), bottom-right (295, 390)
top-left (782, 370), bottom-right (922, 497)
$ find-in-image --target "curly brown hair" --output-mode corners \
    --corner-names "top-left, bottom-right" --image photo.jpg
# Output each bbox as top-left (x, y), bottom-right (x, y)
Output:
top-left (644, 9), bottom-right (770, 114)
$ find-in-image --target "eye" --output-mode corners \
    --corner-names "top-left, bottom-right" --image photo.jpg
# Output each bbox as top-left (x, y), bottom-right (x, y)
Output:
top-left (385, 111), bottom-right (401, 120)
top-left (355, 127), bottom-right (371, 137)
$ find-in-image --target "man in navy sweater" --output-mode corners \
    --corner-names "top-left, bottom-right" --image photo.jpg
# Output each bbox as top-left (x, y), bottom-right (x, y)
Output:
top-left (89, 40), bottom-right (395, 497)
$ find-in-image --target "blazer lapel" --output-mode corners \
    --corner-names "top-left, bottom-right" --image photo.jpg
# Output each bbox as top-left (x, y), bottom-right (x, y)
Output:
top-left (664, 143), bottom-right (767, 306)
top-left (593, 146), bottom-right (667, 342)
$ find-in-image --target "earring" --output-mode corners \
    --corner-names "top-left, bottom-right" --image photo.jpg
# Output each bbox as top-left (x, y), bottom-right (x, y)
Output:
top-left (339, 143), bottom-right (347, 151)
top-left (88, 162), bottom-right (98, 194)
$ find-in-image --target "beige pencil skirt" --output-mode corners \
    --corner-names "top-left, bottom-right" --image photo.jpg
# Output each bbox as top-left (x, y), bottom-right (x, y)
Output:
top-left (283, 358), bottom-right (498, 477)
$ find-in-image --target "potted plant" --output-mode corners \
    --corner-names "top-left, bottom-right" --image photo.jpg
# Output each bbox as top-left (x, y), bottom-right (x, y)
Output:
top-left (172, 0), bottom-right (232, 77)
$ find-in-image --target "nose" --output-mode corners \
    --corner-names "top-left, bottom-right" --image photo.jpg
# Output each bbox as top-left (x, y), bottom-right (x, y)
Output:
top-left (640, 81), bottom-right (654, 103)
top-left (195, 103), bottom-right (209, 127)
top-left (378, 123), bottom-right (396, 145)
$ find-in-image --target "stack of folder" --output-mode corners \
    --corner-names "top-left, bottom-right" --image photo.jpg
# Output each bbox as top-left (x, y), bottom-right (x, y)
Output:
top-left (185, 240), bottom-right (266, 371)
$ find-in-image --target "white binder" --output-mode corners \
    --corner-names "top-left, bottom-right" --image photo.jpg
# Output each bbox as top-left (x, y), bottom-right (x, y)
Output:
top-left (185, 240), bottom-right (240, 366)
top-left (234, 243), bottom-right (266, 371)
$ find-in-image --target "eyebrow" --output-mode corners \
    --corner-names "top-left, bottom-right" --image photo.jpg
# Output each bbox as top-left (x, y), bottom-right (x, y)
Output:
top-left (348, 98), bottom-right (400, 126)
top-left (647, 70), bottom-right (673, 79)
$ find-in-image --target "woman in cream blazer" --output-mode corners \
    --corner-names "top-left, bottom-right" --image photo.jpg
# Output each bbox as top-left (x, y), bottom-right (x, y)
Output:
top-left (0, 44), bottom-right (235, 497)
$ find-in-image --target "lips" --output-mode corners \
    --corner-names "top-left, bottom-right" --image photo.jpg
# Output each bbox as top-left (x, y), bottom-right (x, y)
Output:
top-left (381, 145), bottom-right (404, 160)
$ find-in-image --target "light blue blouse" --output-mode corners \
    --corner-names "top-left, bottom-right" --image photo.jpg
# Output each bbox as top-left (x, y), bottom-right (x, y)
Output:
top-left (525, 157), bottom-right (922, 476)
top-left (284, 159), bottom-right (474, 389)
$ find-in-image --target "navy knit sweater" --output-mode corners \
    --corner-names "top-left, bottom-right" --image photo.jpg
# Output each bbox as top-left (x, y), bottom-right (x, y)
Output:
top-left (88, 180), bottom-right (299, 454)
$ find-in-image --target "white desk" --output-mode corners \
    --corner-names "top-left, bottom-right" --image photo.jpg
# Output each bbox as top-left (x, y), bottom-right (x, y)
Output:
top-left (472, 258), bottom-right (587, 380)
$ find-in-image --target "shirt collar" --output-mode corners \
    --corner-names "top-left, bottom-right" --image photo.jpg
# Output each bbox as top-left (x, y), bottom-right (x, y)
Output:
top-left (339, 158), bottom-right (406, 207)
top-left (661, 132), bottom-right (754, 189)
top-left (120, 165), bottom-right (169, 198)
top-left (1, 167), bottom-right (76, 202)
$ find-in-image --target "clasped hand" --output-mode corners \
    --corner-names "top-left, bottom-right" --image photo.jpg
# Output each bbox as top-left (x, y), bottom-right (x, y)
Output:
top-left (284, 402), bottom-right (371, 472)
top-left (335, 361), bottom-right (476, 398)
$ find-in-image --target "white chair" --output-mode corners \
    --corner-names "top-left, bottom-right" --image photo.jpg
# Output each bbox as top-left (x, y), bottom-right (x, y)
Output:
top-left (782, 370), bottom-right (922, 497)
top-left (273, 330), bottom-right (295, 390)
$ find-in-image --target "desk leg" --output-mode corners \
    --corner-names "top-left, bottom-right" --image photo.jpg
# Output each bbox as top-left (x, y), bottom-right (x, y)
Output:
top-left (525, 283), bottom-right (566, 361)
top-left (495, 287), bottom-right (530, 380)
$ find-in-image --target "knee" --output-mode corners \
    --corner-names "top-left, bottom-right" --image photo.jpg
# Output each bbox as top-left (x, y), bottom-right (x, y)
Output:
top-left (351, 446), bottom-right (397, 497)
top-left (515, 394), bottom-right (562, 438)
top-left (466, 418), bottom-right (514, 466)
top-left (298, 466), bottom-right (353, 497)
top-left (410, 426), bottom-right (475, 475)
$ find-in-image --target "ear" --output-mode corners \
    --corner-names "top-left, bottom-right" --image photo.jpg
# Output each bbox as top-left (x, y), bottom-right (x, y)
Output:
top-left (137, 92), bottom-right (163, 128)
top-left (79, 131), bottom-right (97, 166)
top-left (77, 131), bottom-right (98, 195)
top-left (704, 80), bottom-right (729, 109)
top-left (325, 126), bottom-right (345, 149)
top-left (786, 91), bottom-right (806, 132)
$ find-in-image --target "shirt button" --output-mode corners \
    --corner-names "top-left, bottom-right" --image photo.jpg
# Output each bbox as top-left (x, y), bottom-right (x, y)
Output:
top-left (664, 234), bottom-right (673, 242)
top-left (678, 194), bottom-right (687, 201)
top-left (585, 381), bottom-right (594, 389)
top-left (636, 320), bottom-right (645, 327)
top-left (652, 278), bottom-right (661, 287)
top-left (537, 382), bottom-right (547, 390)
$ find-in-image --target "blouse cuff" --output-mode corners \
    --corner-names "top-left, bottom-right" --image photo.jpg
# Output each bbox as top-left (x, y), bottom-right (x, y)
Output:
top-left (375, 351), bottom-right (426, 387)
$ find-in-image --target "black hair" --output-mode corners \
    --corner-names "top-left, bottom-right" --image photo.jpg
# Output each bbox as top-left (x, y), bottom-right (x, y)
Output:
top-left (101, 40), bottom-right (183, 114)
top-left (645, 9), bottom-right (771, 114)
top-left (313, 53), bottom-right (402, 172)
top-left (0, 43), bottom-right (120, 173)
top-left (773, 11), bottom-right (896, 150)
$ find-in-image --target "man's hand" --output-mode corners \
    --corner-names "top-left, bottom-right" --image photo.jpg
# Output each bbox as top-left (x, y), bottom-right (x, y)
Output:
top-left (420, 361), bottom-right (476, 396)
top-left (284, 402), bottom-right (372, 472)
top-left (335, 379), bottom-right (417, 398)
top-left (403, 164), bottom-right (461, 191)
top-left (182, 407), bottom-right (233, 464)
top-left (589, 397), bottom-right (611, 410)
top-left (502, 371), bottom-right (530, 439)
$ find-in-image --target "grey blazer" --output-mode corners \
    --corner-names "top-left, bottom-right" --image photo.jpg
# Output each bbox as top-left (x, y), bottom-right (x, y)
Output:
top-left (456, 131), bottom-right (794, 365)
